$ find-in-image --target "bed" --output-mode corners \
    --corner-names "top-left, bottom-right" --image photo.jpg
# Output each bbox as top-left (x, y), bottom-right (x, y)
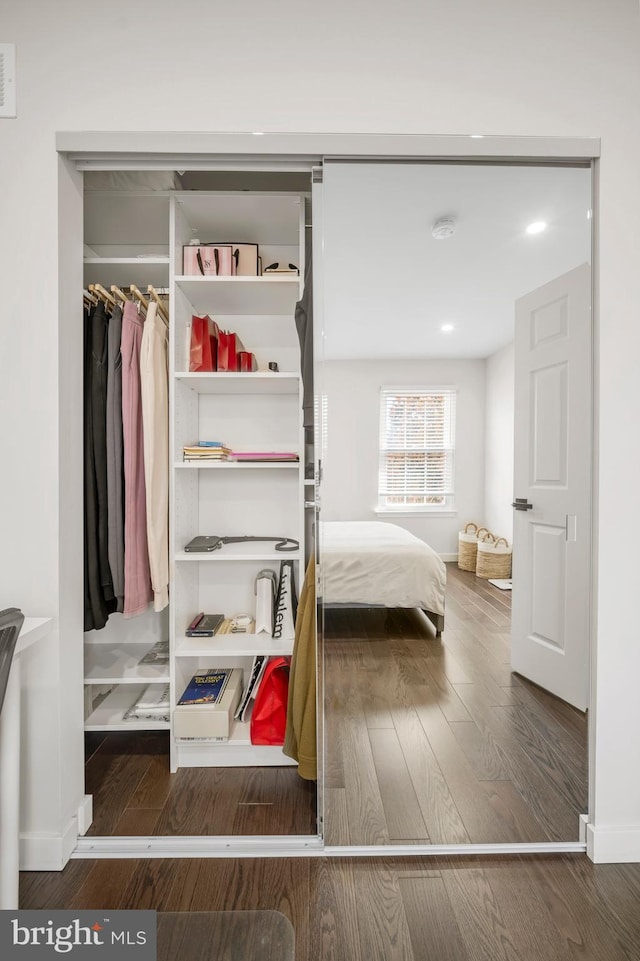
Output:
top-left (320, 521), bottom-right (446, 635)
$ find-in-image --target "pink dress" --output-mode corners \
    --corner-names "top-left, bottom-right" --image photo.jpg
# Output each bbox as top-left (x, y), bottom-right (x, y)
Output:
top-left (121, 301), bottom-right (153, 616)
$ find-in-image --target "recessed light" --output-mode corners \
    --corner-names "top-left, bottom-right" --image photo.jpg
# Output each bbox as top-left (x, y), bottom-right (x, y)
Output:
top-left (252, 131), bottom-right (264, 136)
top-left (441, 324), bottom-right (455, 332)
top-left (526, 221), bottom-right (547, 235)
top-left (470, 134), bottom-right (484, 139)
top-left (587, 210), bottom-right (592, 220)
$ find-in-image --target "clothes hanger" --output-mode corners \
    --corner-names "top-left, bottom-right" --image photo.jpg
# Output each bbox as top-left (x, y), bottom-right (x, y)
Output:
top-left (147, 285), bottom-right (169, 325)
top-left (110, 285), bottom-right (130, 306)
top-left (88, 283), bottom-right (116, 308)
top-left (129, 284), bottom-right (149, 314)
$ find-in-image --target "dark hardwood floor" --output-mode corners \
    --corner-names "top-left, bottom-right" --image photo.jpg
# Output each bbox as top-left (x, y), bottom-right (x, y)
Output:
top-left (83, 732), bottom-right (317, 837)
top-left (323, 563), bottom-right (588, 845)
top-left (20, 854), bottom-right (640, 961)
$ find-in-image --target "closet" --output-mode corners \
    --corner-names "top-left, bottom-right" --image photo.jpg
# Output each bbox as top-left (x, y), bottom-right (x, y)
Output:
top-left (82, 172), bottom-right (314, 808)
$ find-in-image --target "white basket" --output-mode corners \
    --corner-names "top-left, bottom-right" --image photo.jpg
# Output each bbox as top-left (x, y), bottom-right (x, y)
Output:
top-left (457, 522), bottom-right (489, 572)
top-left (476, 534), bottom-right (512, 579)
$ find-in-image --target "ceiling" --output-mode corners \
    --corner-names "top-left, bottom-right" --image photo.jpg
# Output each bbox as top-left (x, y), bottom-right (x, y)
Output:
top-left (321, 162), bottom-right (592, 360)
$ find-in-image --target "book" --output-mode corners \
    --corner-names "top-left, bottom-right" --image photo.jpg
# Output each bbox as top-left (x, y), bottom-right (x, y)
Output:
top-left (234, 655), bottom-right (268, 722)
top-left (178, 668), bottom-right (234, 706)
top-left (137, 638), bottom-right (170, 666)
top-left (185, 613), bottom-right (224, 637)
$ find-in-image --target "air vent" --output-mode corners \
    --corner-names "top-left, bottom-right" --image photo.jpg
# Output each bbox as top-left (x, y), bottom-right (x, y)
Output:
top-left (0, 44), bottom-right (16, 118)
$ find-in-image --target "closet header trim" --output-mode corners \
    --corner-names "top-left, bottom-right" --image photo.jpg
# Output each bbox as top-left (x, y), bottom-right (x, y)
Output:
top-left (56, 132), bottom-right (601, 169)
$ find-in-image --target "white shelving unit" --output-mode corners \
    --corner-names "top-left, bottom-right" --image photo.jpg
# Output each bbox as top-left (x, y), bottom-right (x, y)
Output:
top-left (169, 190), bottom-right (306, 770)
top-left (82, 185), bottom-right (307, 766)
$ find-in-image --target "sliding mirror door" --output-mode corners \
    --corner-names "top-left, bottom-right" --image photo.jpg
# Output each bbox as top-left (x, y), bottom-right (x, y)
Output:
top-left (317, 160), bottom-right (592, 847)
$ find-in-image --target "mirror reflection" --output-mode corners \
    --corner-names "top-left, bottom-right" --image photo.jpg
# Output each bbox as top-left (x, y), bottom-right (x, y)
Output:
top-left (318, 161), bottom-right (592, 845)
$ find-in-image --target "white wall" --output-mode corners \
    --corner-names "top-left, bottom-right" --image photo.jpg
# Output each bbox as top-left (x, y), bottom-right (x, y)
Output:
top-left (321, 360), bottom-right (485, 557)
top-left (484, 344), bottom-right (515, 545)
top-left (1, 0), bottom-right (640, 863)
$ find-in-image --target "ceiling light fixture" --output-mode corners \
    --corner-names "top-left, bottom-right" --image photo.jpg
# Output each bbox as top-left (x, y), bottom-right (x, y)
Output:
top-left (432, 217), bottom-right (457, 240)
top-left (526, 221), bottom-right (547, 235)
top-left (441, 324), bottom-right (455, 332)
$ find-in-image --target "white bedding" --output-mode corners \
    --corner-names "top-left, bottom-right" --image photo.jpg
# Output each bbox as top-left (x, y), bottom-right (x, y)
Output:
top-left (320, 521), bottom-right (446, 615)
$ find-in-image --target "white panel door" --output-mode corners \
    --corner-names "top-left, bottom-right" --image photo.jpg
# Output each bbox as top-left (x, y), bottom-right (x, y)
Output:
top-left (511, 263), bottom-right (591, 711)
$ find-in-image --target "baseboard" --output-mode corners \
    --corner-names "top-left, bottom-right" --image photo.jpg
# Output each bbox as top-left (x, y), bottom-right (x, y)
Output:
top-left (579, 813), bottom-right (588, 843)
top-left (440, 553), bottom-right (458, 563)
top-left (77, 795), bottom-right (93, 836)
top-left (20, 816), bottom-right (79, 871)
top-left (586, 822), bottom-right (640, 863)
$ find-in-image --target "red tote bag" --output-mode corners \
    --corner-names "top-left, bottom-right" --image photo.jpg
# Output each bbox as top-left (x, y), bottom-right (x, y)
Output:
top-left (249, 656), bottom-right (291, 745)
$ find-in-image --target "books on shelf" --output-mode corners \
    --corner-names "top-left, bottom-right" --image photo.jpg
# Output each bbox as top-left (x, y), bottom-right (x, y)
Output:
top-left (174, 668), bottom-right (243, 740)
top-left (185, 613), bottom-right (224, 637)
top-left (229, 451), bottom-right (299, 463)
top-left (123, 683), bottom-right (170, 723)
top-left (137, 638), bottom-right (170, 666)
top-left (178, 668), bottom-right (234, 705)
top-left (235, 655), bottom-right (268, 722)
top-left (183, 441), bottom-right (231, 462)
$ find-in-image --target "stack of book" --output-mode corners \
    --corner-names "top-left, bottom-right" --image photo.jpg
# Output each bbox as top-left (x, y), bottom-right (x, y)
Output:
top-left (183, 441), bottom-right (231, 462)
top-left (229, 451), bottom-right (299, 463)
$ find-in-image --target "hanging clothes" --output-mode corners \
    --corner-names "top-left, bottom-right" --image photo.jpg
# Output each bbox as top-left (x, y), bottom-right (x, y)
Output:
top-left (283, 552), bottom-right (317, 780)
top-left (83, 305), bottom-right (108, 631)
top-left (140, 301), bottom-right (169, 612)
top-left (121, 300), bottom-right (153, 617)
top-left (106, 304), bottom-right (125, 613)
top-left (84, 300), bottom-right (117, 630)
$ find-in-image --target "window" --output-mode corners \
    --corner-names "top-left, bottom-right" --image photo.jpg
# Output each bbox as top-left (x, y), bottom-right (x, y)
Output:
top-left (378, 387), bottom-right (456, 511)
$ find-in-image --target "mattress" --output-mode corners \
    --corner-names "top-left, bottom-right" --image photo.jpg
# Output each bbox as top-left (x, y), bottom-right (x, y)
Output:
top-left (320, 521), bottom-right (446, 615)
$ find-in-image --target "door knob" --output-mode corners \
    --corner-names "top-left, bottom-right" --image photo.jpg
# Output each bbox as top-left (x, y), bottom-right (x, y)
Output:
top-left (512, 498), bottom-right (533, 511)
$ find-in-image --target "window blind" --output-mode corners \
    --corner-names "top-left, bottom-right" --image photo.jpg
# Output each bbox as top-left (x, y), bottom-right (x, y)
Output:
top-left (378, 387), bottom-right (456, 509)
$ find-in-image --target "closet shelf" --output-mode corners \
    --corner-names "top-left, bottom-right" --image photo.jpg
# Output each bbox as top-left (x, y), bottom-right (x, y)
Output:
top-left (174, 461), bottom-right (300, 470)
top-left (84, 257), bottom-right (170, 288)
top-left (84, 685), bottom-right (170, 732)
top-left (175, 372), bottom-right (301, 395)
top-left (175, 275), bottom-right (300, 314)
top-left (174, 720), bottom-right (296, 767)
top-left (84, 643), bottom-right (170, 684)
top-left (175, 548), bottom-right (301, 562)
top-left (175, 635), bottom-right (294, 658)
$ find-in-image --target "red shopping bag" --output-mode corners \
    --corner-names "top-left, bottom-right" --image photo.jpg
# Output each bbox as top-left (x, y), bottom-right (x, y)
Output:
top-left (249, 656), bottom-right (290, 745)
top-left (189, 316), bottom-right (220, 371)
top-left (217, 330), bottom-right (246, 371)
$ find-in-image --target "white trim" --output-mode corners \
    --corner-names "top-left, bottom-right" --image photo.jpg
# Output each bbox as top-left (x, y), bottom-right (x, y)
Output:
top-left (76, 795), bottom-right (93, 836)
top-left (55, 134), bottom-right (601, 864)
top-left (70, 835), bottom-right (586, 859)
top-left (579, 813), bottom-right (589, 843)
top-left (20, 817), bottom-right (79, 871)
top-left (56, 131), bottom-right (601, 164)
top-left (586, 823), bottom-right (640, 864)
top-left (440, 553), bottom-right (458, 563)
top-left (374, 509), bottom-right (458, 517)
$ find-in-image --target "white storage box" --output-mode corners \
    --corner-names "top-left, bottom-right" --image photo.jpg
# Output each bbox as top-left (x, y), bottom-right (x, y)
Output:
top-left (173, 668), bottom-right (243, 739)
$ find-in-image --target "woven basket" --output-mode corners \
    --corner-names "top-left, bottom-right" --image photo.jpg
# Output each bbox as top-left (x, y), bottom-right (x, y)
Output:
top-left (476, 534), bottom-right (512, 579)
top-left (458, 523), bottom-right (489, 572)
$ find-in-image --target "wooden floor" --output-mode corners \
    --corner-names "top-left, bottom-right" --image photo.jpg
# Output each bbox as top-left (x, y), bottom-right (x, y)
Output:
top-left (20, 854), bottom-right (640, 961)
top-left (84, 732), bottom-right (317, 837)
top-left (323, 563), bottom-right (588, 845)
